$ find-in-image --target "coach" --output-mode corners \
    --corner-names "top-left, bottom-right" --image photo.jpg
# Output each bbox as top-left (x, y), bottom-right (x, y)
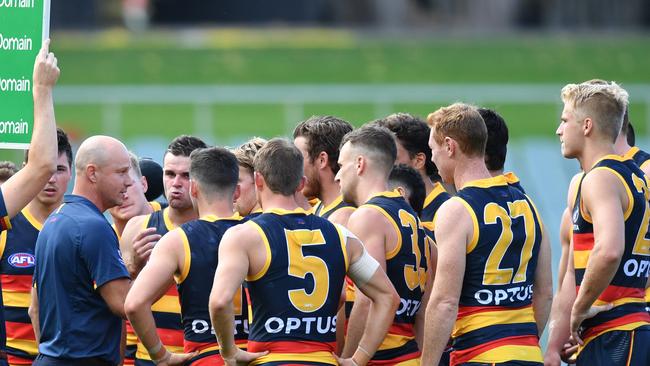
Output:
top-left (30, 136), bottom-right (133, 366)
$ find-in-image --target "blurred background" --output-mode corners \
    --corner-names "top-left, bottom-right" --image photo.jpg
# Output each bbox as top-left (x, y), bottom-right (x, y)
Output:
top-left (4, 0), bottom-right (650, 308)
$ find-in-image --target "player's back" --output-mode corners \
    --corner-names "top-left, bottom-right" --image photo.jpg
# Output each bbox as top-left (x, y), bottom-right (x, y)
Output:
top-left (177, 214), bottom-right (247, 363)
top-left (362, 191), bottom-right (429, 364)
top-left (452, 175), bottom-right (543, 365)
top-left (246, 208), bottom-right (348, 366)
top-left (572, 156), bottom-right (650, 345)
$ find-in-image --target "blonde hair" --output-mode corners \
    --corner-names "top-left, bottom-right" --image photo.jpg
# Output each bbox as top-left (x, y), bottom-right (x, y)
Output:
top-left (427, 103), bottom-right (486, 157)
top-left (234, 137), bottom-right (267, 172)
top-left (561, 81), bottom-right (629, 142)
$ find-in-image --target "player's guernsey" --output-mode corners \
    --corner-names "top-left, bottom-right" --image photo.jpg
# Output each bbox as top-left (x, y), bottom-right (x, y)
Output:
top-left (504, 172), bottom-right (526, 194)
top-left (313, 195), bottom-right (354, 220)
top-left (451, 175), bottom-right (543, 365)
top-left (420, 182), bottom-right (451, 234)
top-left (246, 208), bottom-right (348, 366)
top-left (572, 155), bottom-right (650, 348)
top-left (136, 208), bottom-right (184, 365)
top-left (362, 191), bottom-right (429, 365)
top-left (0, 208), bottom-right (41, 364)
top-left (176, 214), bottom-right (247, 365)
top-left (0, 193), bottom-right (10, 361)
top-left (623, 147), bottom-right (650, 308)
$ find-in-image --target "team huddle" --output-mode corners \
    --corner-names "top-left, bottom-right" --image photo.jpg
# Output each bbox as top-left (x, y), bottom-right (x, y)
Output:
top-left (0, 42), bottom-right (647, 366)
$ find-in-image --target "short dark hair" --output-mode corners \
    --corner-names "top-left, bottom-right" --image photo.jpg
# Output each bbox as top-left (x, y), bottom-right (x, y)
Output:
top-left (293, 115), bottom-right (353, 174)
top-left (253, 138), bottom-right (303, 196)
top-left (627, 120), bottom-right (635, 146)
top-left (478, 108), bottom-right (509, 172)
top-left (388, 164), bottom-right (426, 215)
top-left (166, 135), bottom-right (208, 157)
top-left (372, 113), bottom-right (438, 179)
top-left (341, 125), bottom-right (397, 177)
top-left (0, 161), bottom-right (17, 182)
top-left (25, 127), bottom-right (73, 167)
top-left (189, 147), bottom-right (239, 197)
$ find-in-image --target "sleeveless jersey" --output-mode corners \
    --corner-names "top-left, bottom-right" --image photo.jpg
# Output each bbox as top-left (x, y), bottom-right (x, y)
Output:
top-left (176, 214), bottom-right (247, 364)
top-left (572, 155), bottom-right (650, 347)
top-left (504, 172), bottom-right (526, 194)
top-left (246, 208), bottom-right (348, 366)
top-left (451, 175), bottom-right (543, 365)
top-left (623, 147), bottom-right (650, 307)
top-left (136, 208), bottom-right (184, 364)
top-left (420, 182), bottom-right (451, 233)
top-left (313, 195), bottom-right (354, 221)
top-left (0, 208), bottom-right (41, 364)
top-left (362, 191), bottom-right (429, 365)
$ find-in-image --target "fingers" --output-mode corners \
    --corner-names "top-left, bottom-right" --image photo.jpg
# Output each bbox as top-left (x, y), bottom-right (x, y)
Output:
top-left (38, 39), bottom-right (50, 61)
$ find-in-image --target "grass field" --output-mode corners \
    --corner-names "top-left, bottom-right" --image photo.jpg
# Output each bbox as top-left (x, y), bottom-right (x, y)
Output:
top-left (3, 30), bottom-right (650, 160)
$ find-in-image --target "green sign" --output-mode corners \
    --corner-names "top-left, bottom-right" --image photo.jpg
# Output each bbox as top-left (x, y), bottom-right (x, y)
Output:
top-left (0, 0), bottom-right (50, 149)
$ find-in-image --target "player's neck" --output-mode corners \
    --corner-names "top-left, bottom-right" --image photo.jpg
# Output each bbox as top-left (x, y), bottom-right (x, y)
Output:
top-left (579, 141), bottom-right (617, 173)
top-left (453, 158), bottom-right (491, 191)
top-left (318, 179), bottom-right (342, 207)
top-left (167, 206), bottom-right (198, 227)
top-left (72, 183), bottom-right (107, 212)
top-left (196, 199), bottom-right (236, 219)
top-left (261, 193), bottom-right (300, 211)
top-left (489, 169), bottom-right (504, 177)
top-left (25, 199), bottom-right (60, 224)
top-left (613, 135), bottom-right (632, 156)
top-left (421, 172), bottom-right (435, 195)
top-left (357, 177), bottom-right (389, 205)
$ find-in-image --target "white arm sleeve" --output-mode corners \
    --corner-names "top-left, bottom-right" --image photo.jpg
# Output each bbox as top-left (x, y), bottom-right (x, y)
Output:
top-left (335, 224), bottom-right (380, 287)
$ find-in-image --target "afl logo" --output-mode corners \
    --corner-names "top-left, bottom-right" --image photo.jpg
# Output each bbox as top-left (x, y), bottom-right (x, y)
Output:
top-left (8, 253), bottom-right (35, 268)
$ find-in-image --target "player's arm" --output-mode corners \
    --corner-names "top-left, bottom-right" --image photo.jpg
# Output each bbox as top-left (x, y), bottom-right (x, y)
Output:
top-left (532, 224), bottom-right (553, 335)
top-left (120, 215), bottom-right (161, 278)
top-left (570, 169), bottom-right (626, 344)
top-left (557, 208), bottom-right (572, 288)
top-left (335, 229), bottom-right (399, 366)
top-left (28, 286), bottom-right (40, 343)
top-left (328, 206), bottom-right (355, 227)
top-left (415, 237), bottom-right (437, 348)
top-left (124, 229), bottom-right (196, 365)
top-left (544, 244), bottom-right (577, 366)
top-left (209, 224), bottom-right (268, 366)
top-left (1, 41), bottom-right (58, 219)
top-left (420, 198), bottom-right (469, 365)
top-left (341, 207), bottom-right (392, 358)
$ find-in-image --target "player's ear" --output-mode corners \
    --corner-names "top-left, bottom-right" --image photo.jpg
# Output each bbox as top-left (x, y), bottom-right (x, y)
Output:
top-left (355, 155), bottom-right (364, 175)
top-left (395, 185), bottom-right (407, 198)
top-left (583, 117), bottom-right (593, 136)
top-left (233, 183), bottom-right (241, 202)
top-left (140, 176), bottom-right (148, 194)
top-left (86, 164), bottom-right (98, 183)
top-left (444, 137), bottom-right (455, 157)
top-left (254, 171), bottom-right (264, 191)
top-left (413, 152), bottom-right (426, 170)
top-left (189, 179), bottom-right (199, 199)
top-left (318, 151), bottom-right (329, 171)
top-left (296, 176), bottom-right (306, 193)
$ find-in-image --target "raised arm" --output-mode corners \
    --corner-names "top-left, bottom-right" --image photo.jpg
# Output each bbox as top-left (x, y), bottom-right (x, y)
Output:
top-left (2, 40), bottom-right (58, 218)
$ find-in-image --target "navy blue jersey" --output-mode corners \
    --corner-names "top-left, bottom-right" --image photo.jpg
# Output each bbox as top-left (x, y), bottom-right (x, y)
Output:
top-left (0, 191), bottom-right (13, 357)
top-left (572, 155), bottom-right (650, 346)
top-left (246, 208), bottom-right (348, 365)
top-left (313, 195), bottom-right (354, 220)
top-left (0, 208), bottom-right (41, 362)
top-left (451, 176), bottom-right (543, 365)
top-left (420, 182), bottom-right (451, 229)
top-left (362, 191), bottom-right (428, 364)
top-left (177, 214), bottom-right (246, 361)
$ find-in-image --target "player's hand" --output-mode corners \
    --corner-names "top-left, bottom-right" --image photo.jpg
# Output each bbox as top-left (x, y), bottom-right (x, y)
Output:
top-left (569, 303), bottom-right (612, 345)
top-left (33, 39), bottom-right (60, 90)
top-left (159, 351), bottom-right (198, 366)
top-left (222, 348), bottom-right (269, 366)
top-left (333, 353), bottom-right (363, 366)
top-left (560, 340), bottom-right (578, 364)
top-left (132, 227), bottom-right (161, 270)
top-left (543, 351), bottom-right (562, 366)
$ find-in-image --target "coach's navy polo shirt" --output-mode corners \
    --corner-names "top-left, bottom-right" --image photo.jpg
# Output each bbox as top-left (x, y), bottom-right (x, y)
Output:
top-left (34, 194), bottom-right (129, 365)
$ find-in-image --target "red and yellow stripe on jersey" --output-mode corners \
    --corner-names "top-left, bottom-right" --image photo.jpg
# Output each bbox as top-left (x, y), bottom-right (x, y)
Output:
top-left (451, 175), bottom-right (543, 365)
top-left (136, 208), bottom-right (184, 364)
top-left (246, 208), bottom-right (348, 365)
top-left (572, 156), bottom-right (650, 349)
top-left (0, 208), bottom-right (42, 364)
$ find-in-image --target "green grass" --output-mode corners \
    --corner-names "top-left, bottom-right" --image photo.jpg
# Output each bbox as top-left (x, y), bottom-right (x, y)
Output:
top-left (2, 31), bottom-right (648, 161)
